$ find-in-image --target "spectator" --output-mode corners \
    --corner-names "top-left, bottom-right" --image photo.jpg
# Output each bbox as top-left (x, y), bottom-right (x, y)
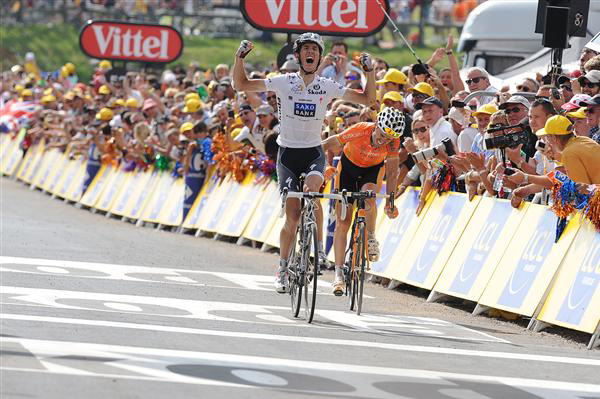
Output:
top-left (583, 95), bottom-right (600, 143)
top-left (319, 41), bottom-right (364, 86)
top-left (417, 96), bottom-right (456, 147)
top-left (577, 70), bottom-right (600, 97)
top-left (465, 67), bottom-right (497, 105)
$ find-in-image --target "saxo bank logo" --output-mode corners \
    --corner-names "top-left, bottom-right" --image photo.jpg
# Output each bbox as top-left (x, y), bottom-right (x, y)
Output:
top-left (497, 211), bottom-right (556, 308)
top-left (449, 201), bottom-right (512, 295)
top-left (556, 232), bottom-right (600, 325)
top-left (372, 191), bottom-right (418, 273)
top-left (406, 195), bottom-right (465, 284)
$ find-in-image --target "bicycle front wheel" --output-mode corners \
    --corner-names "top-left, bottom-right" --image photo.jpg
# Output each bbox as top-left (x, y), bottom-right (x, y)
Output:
top-left (355, 225), bottom-right (367, 316)
top-left (303, 224), bottom-right (319, 323)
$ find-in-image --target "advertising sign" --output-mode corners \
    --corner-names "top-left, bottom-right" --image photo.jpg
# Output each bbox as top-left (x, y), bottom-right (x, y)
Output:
top-left (240, 0), bottom-right (390, 37)
top-left (80, 20), bottom-right (183, 63)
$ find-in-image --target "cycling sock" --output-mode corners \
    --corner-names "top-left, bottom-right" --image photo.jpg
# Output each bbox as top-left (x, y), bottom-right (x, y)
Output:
top-left (318, 240), bottom-right (323, 251)
top-left (279, 258), bottom-right (288, 271)
top-left (334, 265), bottom-right (343, 280)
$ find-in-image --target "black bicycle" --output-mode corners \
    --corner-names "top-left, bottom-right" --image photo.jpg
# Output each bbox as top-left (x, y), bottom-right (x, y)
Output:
top-left (341, 190), bottom-right (394, 316)
top-left (281, 188), bottom-right (346, 323)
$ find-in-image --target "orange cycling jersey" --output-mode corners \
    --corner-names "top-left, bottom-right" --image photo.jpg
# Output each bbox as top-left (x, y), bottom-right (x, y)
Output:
top-left (337, 122), bottom-right (400, 168)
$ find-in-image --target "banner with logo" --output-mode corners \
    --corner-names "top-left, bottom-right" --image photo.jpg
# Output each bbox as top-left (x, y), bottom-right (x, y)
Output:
top-left (183, 149), bottom-right (206, 222)
top-left (15, 140), bottom-right (41, 183)
top-left (82, 143), bottom-right (102, 194)
top-left (156, 177), bottom-right (184, 226)
top-left (80, 164), bottom-right (111, 208)
top-left (432, 198), bottom-right (529, 302)
top-left (1, 131), bottom-right (25, 176)
top-left (96, 167), bottom-right (127, 212)
top-left (369, 188), bottom-right (429, 278)
top-left (65, 161), bottom-right (87, 202)
top-left (43, 150), bottom-right (70, 193)
top-left (196, 176), bottom-right (232, 233)
top-left (201, 176), bottom-right (244, 234)
top-left (391, 192), bottom-right (480, 290)
top-left (218, 174), bottom-right (266, 238)
top-left (141, 173), bottom-right (176, 224)
top-left (182, 168), bottom-right (218, 229)
top-left (242, 181), bottom-right (281, 243)
top-left (121, 169), bottom-right (158, 220)
top-left (32, 148), bottom-right (62, 189)
top-left (53, 157), bottom-right (83, 199)
top-left (478, 205), bottom-right (580, 317)
top-left (537, 220), bottom-right (600, 334)
top-left (108, 171), bottom-right (136, 217)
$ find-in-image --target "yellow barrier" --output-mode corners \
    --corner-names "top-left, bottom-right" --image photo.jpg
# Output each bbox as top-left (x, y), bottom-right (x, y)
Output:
top-left (536, 219), bottom-right (600, 346)
top-left (22, 141), bottom-right (47, 184)
top-left (16, 140), bottom-right (43, 182)
top-left (96, 168), bottom-right (128, 212)
top-left (141, 172), bottom-right (176, 224)
top-left (53, 157), bottom-right (83, 199)
top-left (123, 169), bottom-right (159, 221)
top-left (108, 171), bottom-right (138, 217)
top-left (476, 205), bottom-right (580, 317)
top-left (80, 164), bottom-right (110, 207)
top-left (43, 149), bottom-right (70, 193)
top-left (182, 168), bottom-right (218, 229)
top-left (242, 181), bottom-right (280, 243)
top-left (217, 173), bottom-right (266, 237)
top-left (197, 175), bottom-right (243, 234)
top-left (157, 177), bottom-right (184, 226)
top-left (430, 198), bottom-right (529, 303)
top-left (31, 148), bottom-right (62, 189)
top-left (64, 160), bottom-right (87, 202)
top-left (1, 135), bottom-right (24, 176)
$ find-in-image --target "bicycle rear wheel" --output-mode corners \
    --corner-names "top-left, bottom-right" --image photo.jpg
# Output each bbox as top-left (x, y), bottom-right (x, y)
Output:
top-left (289, 242), bottom-right (302, 318)
top-left (303, 224), bottom-right (319, 323)
top-left (355, 225), bottom-right (366, 316)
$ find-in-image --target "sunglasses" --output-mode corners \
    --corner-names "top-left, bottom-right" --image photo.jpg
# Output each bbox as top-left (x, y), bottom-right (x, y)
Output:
top-left (559, 84), bottom-right (572, 92)
top-left (451, 100), bottom-right (466, 108)
top-left (345, 75), bottom-right (359, 81)
top-left (535, 95), bottom-right (550, 100)
top-left (581, 81), bottom-right (600, 88)
top-left (504, 107), bottom-right (522, 114)
top-left (267, 95), bottom-right (277, 101)
top-left (412, 126), bottom-right (428, 133)
top-left (465, 76), bottom-right (486, 85)
top-left (516, 85), bottom-right (531, 92)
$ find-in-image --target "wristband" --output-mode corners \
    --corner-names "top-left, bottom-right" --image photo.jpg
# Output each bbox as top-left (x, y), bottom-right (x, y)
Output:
top-left (524, 174), bottom-right (529, 185)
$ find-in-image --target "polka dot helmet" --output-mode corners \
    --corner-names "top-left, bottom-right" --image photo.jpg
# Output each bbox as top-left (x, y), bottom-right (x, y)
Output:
top-left (377, 107), bottom-right (405, 139)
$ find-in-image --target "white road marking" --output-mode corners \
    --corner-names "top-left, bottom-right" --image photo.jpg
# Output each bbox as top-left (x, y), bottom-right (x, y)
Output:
top-left (3, 314), bottom-right (599, 367)
top-left (2, 336), bottom-right (599, 394)
top-left (0, 256), bottom-right (374, 298)
top-left (0, 286), bottom-right (505, 342)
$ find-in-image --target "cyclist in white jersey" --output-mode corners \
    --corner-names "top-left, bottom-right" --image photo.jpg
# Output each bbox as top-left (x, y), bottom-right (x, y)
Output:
top-left (233, 33), bottom-right (376, 293)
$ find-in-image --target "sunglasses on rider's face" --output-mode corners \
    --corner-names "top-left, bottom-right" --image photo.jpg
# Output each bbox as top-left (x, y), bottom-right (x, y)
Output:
top-left (466, 76), bottom-right (486, 85)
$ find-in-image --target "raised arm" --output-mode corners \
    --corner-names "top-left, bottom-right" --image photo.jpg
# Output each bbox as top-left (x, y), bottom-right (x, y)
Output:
top-left (232, 40), bottom-right (267, 93)
top-left (445, 35), bottom-right (465, 93)
top-left (342, 53), bottom-right (376, 108)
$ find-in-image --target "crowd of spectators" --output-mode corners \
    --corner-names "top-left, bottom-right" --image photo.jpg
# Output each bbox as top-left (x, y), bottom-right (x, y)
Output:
top-left (2, 35), bottom-right (600, 249)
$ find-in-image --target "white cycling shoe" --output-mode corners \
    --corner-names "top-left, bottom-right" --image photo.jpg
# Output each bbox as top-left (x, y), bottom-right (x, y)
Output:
top-left (274, 267), bottom-right (288, 294)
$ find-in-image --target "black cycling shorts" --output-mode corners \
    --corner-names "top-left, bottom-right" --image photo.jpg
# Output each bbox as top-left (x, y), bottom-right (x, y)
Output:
top-left (338, 153), bottom-right (383, 203)
top-left (277, 145), bottom-right (326, 193)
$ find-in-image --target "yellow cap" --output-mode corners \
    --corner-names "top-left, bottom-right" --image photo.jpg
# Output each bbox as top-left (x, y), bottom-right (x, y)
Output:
top-left (99, 60), bottom-right (112, 70)
top-left (41, 95), bottom-right (56, 103)
top-left (21, 89), bottom-right (33, 97)
top-left (98, 85), bottom-right (110, 95)
top-left (64, 62), bottom-right (76, 74)
top-left (472, 103), bottom-right (498, 117)
top-left (126, 97), bottom-right (139, 108)
top-left (376, 68), bottom-right (408, 85)
top-left (14, 84), bottom-right (24, 93)
top-left (536, 115), bottom-right (574, 136)
top-left (382, 91), bottom-right (404, 103)
top-left (60, 67), bottom-right (69, 78)
top-left (183, 98), bottom-right (202, 113)
top-left (114, 98), bottom-right (126, 107)
top-left (408, 82), bottom-right (434, 97)
top-left (43, 88), bottom-right (53, 95)
top-left (184, 92), bottom-right (200, 102)
top-left (96, 107), bottom-right (114, 121)
top-left (63, 91), bottom-right (75, 101)
top-left (566, 107), bottom-right (586, 119)
top-left (180, 122), bottom-right (194, 134)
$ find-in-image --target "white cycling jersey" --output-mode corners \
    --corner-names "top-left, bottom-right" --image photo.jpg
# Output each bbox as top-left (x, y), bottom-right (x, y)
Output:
top-left (265, 73), bottom-right (346, 148)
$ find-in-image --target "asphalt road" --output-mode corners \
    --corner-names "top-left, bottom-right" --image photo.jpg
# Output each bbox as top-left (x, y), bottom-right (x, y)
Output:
top-left (1, 177), bottom-right (599, 399)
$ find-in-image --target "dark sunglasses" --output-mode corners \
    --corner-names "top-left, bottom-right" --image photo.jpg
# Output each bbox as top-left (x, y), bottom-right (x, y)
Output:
top-left (516, 85), bottom-right (530, 92)
top-left (412, 126), bottom-right (428, 133)
top-left (451, 100), bottom-right (466, 108)
top-left (581, 81), bottom-right (600, 88)
top-left (266, 95), bottom-right (277, 101)
top-left (535, 95), bottom-right (550, 100)
top-left (504, 107), bottom-right (522, 114)
top-left (559, 84), bottom-right (572, 92)
top-left (465, 76), bottom-right (486, 85)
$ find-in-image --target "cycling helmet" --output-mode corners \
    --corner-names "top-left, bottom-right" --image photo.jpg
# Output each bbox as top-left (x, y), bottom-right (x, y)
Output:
top-left (293, 32), bottom-right (324, 55)
top-left (377, 107), bottom-right (405, 139)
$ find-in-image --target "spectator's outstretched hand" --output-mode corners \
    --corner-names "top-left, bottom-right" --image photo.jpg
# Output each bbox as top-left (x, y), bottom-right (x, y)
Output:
top-left (236, 40), bottom-right (253, 59)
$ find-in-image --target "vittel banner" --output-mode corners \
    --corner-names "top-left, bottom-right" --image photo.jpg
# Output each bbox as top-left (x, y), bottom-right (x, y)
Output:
top-left (240, 0), bottom-right (390, 36)
top-left (79, 20), bottom-right (183, 63)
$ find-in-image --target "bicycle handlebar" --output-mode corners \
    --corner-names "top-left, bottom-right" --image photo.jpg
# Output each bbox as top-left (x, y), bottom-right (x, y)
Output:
top-left (280, 188), bottom-right (349, 220)
top-left (338, 189), bottom-right (395, 211)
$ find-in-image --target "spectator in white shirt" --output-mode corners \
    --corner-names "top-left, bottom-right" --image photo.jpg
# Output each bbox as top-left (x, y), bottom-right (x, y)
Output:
top-left (465, 67), bottom-right (497, 105)
top-left (417, 96), bottom-right (456, 148)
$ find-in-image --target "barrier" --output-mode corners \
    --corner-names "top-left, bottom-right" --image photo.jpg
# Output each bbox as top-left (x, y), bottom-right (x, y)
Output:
top-left (476, 205), bottom-right (580, 318)
top-left (1, 131), bottom-right (25, 176)
top-left (390, 192), bottom-right (480, 290)
top-left (4, 146), bottom-right (599, 347)
top-left (536, 220), bottom-right (600, 348)
top-left (429, 198), bottom-right (529, 303)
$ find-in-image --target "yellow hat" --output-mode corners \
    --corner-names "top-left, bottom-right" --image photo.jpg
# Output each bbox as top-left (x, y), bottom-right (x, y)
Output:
top-left (180, 122), bottom-right (194, 134)
top-left (126, 97), bottom-right (139, 108)
top-left (184, 92), bottom-right (200, 102)
top-left (472, 103), bottom-right (498, 117)
top-left (64, 62), bottom-right (76, 74)
top-left (14, 84), bottom-right (24, 93)
top-left (408, 82), bottom-right (434, 97)
top-left (98, 85), bottom-right (110, 95)
top-left (376, 68), bottom-right (408, 85)
top-left (536, 115), bottom-right (574, 136)
top-left (183, 98), bottom-right (202, 113)
top-left (63, 91), bottom-right (75, 100)
top-left (382, 91), bottom-right (404, 103)
top-left (566, 107), bottom-right (586, 119)
top-left (114, 98), bottom-right (126, 107)
top-left (43, 88), bottom-right (53, 95)
top-left (21, 89), bottom-right (33, 97)
top-left (99, 60), bottom-right (112, 70)
top-left (60, 67), bottom-right (69, 78)
top-left (96, 107), bottom-right (114, 121)
top-left (41, 95), bottom-right (56, 103)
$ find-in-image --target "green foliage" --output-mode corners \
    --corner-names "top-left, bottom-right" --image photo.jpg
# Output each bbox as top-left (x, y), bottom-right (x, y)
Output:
top-left (1, 24), bottom-right (450, 82)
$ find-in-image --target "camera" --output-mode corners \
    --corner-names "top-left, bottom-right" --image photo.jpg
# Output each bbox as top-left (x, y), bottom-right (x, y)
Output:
top-left (483, 124), bottom-right (530, 150)
top-left (411, 137), bottom-right (455, 163)
top-left (333, 55), bottom-right (340, 63)
top-left (535, 139), bottom-right (547, 151)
